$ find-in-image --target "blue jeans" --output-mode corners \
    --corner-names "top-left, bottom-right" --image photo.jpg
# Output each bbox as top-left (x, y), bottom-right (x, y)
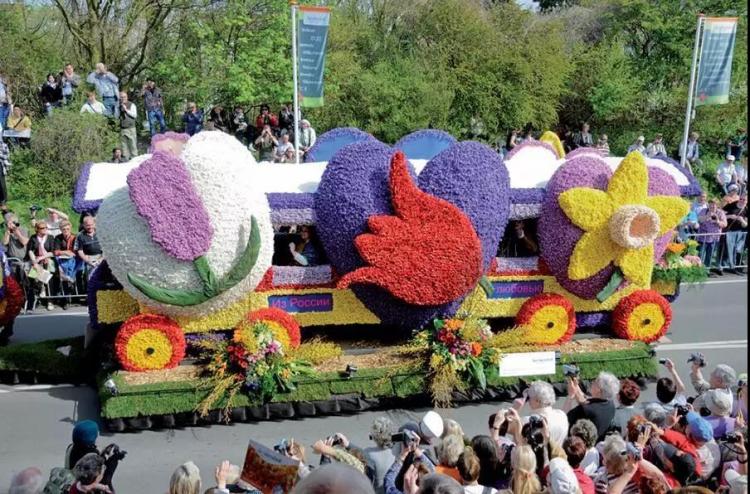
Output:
top-left (720, 231), bottom-right (747, 269)
top-left (699, 241), bottom-right (717, 268)
top-left (0, 103), bottom-right (9, 129)
top-left (102, 96), bottom-right (118, 117)
top-left (147, 109), bottom-right (167, 136)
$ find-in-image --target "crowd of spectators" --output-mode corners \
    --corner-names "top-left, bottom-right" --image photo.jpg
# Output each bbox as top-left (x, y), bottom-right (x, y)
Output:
top-left (6, 357), bottom-right (747, 494)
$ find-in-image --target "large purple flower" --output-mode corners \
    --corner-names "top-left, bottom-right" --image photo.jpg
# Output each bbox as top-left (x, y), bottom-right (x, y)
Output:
top-left (127, 151), bottom-right (213, 262)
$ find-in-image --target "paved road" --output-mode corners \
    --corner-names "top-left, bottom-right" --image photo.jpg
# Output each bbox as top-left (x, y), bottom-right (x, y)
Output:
top-left (1, 277), bottom-right (746, 492)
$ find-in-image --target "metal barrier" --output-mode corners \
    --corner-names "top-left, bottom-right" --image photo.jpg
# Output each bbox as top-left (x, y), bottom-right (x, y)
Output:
top-left (6, 257), bottom-right (88, 313)
top-left (683, 231), bottom-right (748, 271)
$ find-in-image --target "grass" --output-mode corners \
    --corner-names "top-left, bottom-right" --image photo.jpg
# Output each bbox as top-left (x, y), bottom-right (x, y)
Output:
top-left (99, 343), bottom-right (657, 419)
top-left (0, 336), bottom-right (86, 379)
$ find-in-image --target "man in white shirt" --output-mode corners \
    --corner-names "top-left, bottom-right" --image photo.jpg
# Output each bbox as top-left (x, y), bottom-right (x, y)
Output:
top-left (716, 155), bottom-right (737, 195)
top-left (646, 133), bottom-right (667, 157)
top-left (80, 91), bottom-right (106, 115)
top-left (274, 134), bottom-right (294, 163)
top-left (514, 380), bottom-right (568, 446)
top-left (627, 135), bottom-right (646, 155)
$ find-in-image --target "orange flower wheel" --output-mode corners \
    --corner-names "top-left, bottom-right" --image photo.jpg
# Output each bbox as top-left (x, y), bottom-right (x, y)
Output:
top-left (515, 293), bottom-right (576, 345)
top-left (115, 314), bottom-right (186, 372)
top-left (612, 289), bottom-right (671, 343)
top-left (235, 307), bottom-right (301, 351)
top-left (0, 276), bottom-right (25, 327)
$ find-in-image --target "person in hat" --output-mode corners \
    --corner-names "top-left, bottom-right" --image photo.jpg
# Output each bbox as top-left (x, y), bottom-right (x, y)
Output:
top-left (722, 183), bottom-right (741, 207)
top-left (717, 155), bottom-right (738, 195)
top-left (65, 420), bottom-right (125, 491)
top-left (627, 136), bottom-right (646, 155)
top-left (703, 388), bottom-right (738, 439)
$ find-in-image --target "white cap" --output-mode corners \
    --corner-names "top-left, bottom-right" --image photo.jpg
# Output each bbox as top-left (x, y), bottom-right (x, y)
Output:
top-left (637, 135), bottom-right (645, 141)
top-left (419, 411), bottom-right (444, 443)
top-left (725, 469), bottom-right (748, 494)
top-left (547, 458), bottom-right (580, 494)
top-left (727, 154), bottom-right (736, 160)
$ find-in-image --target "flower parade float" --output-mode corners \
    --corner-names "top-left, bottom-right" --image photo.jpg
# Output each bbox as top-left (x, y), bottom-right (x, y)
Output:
top-left (49, 129), bottom-right (703, 430)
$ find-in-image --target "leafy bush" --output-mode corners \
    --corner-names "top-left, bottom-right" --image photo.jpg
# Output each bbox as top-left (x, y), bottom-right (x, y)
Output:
top-left (8, 108), bottom-right (118, 200)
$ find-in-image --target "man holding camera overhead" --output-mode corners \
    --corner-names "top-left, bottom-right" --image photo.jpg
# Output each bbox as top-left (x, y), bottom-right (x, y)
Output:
top-left (565, 370), bottom-right (620, 442)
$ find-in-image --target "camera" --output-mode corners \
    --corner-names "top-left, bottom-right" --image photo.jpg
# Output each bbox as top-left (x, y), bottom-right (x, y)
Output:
top-left (326, 434), bottom-right (343, 447)
top-left (562, 364), bottom-right (580, 378)
top-left (675, 404), bottom-right (690, 417)
top-left (528, 415), bottom-right (544, 428)
top-left (687, 353), bottom-right (706, 368)
top-left (391, 429), bottom-right (420, 446)
top-left (725, 432), bottom-right (741, 444)
top-left (273, 438), bottom-right (291, 455)
top-left (102, 443), bottom-right (127, 461)
top-left (29, 205), bottom-right (41, 212)
top-left (711, 215), bottom-right (718, 221)
top-left (658, 358), bottom-right (668, 365)
top-left (623, 442), bottom-right (642, 461)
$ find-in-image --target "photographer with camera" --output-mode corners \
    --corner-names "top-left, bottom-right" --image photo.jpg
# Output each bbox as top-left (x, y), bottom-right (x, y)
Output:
top-left (254, 124), bottom-right (278, 162)
top-left (64, 420), bottom-right (125, 493)
top-left (312, 435), bottom-right (366, 475)
top-left (653, 358), bottom-right (688, 414)
top-left (688, 353), bottom-right (737, 414)
top-left (513, 381), bottom-right (569, 446)
top-left (383, 428), bottom-right (435, 494)
top-left (593, 434), bottom-right (669, 494)
top-left (364, 417), bottom-right (397, 494)
top-left (697, 199), bottom-right (728, 271)
top-left (565, 371), bottom-right (620, 442)
top-left (659, 408), bottom-right (721, 484)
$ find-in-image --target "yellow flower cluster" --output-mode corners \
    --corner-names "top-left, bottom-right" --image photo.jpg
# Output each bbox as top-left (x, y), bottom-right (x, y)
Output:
top-left (97, 290), bottom-right (140, 324)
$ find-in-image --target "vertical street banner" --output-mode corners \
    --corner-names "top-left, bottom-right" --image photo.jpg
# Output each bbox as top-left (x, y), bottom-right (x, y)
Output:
top-left (695, 17), bottom-right (738, 106)
top-left (297, 5), bottom-right (331, 108)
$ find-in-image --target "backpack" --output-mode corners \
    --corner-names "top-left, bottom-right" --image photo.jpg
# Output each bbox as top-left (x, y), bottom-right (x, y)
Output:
top-left (43, 467), bottom-right (75, 494)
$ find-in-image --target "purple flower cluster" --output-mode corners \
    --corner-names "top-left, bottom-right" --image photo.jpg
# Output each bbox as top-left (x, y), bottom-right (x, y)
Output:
top-left (304, 127), bottom-right (376, 163)
top-left (72, 162), bottom-right (98, 213)
top-left (127, 152), bottom-right (214, 262)
top-left (566, 147), bottom-right (605, 159)
top-left (651, 155), bottom-right (703, 197)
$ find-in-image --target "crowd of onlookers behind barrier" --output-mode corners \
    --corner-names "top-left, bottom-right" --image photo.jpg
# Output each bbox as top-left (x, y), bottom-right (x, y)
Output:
top-left (6, 356), bottom-right (748, 493)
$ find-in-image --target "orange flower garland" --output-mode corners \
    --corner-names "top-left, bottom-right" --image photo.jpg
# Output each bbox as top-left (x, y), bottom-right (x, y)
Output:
top-left (115, 314), bottom-right (186, 371)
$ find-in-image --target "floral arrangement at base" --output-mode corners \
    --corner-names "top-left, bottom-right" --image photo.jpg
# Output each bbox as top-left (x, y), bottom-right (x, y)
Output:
top-left (195, 315), bottom-right (312, 420)
top-left (652, 240), bottom-right (707, 284)
top-left (114, 314), bottom-right (186, 372)
top-left (413, 314), bottom-right (497, 407)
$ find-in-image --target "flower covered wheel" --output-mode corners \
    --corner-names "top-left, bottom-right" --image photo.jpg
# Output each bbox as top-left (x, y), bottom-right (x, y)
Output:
top-left (515, 293), bottom-right (576, 345)
top-left (612, 289), bottom-right (671, 343)
top-left (115, 314), bottom-right (186, 371)
top-left (0, 276), bottom-right (25, 327)
top-left (234, 308), bottom-right (301, 352)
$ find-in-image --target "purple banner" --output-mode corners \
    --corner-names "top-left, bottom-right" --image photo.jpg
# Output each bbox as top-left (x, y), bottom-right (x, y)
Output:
top-left (490, 280), bottom-right (545, 299)
top-left (268, 293), bottom-right (333, 313)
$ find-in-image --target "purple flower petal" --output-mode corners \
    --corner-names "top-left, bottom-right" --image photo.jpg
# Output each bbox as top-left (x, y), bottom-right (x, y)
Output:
top-left (72, 162), bottom-right (97, 213)
top-left (127, 152), bottom-right (213, 261)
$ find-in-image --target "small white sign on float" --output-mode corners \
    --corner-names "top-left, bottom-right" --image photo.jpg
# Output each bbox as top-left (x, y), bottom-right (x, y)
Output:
top-left (499, 351), bottom-right (557, 377)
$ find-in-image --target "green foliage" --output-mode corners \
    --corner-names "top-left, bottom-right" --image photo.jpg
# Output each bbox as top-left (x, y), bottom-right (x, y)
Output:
top-left (8, 108), bottom-right (118, 201)
top-left (0, 337), bottom-right (85, 379)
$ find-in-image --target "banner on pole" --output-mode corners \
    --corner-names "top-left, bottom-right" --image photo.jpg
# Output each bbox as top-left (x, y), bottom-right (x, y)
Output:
top-left (695, 17), bottom-right (738, 106)
top-left (297, 6), bottom-right (331, 108)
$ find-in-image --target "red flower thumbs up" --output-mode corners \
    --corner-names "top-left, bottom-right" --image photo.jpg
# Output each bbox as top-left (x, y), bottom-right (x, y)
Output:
top-left (338, 151), bottom-right (483, 306)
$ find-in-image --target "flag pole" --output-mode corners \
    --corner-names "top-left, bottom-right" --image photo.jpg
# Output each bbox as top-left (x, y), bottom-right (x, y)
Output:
top-left (291, 0), bottom-right (300, 164)
top-left (680, 14), bottom-right (704, 174)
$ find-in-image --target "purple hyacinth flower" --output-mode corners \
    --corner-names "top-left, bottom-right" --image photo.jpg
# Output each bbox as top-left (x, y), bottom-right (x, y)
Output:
top-left (127, 151), bottom-right (213, 261)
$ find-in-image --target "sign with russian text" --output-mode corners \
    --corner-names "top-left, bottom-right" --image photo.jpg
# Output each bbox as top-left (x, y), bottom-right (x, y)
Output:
top-left (489, 280), bottom-right (545, 299)
top-left (499, 351), bottom-right (556, 377)
top-left (268, 293), bottom-right (333, 313)
top-left (297, 6), bottom-right (331, 108)
top-left (696, 17), bottom-right (738, 106)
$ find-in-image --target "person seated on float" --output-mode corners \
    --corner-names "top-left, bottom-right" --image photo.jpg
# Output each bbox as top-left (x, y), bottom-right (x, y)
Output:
top-left (497, 220), bottom-right (538, 257)
top-left (289, 225), bottom-right (323, 267)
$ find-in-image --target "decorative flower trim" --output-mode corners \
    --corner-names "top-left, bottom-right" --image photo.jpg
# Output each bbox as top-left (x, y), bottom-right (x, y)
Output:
top-left (394, 129), bottom-right (457, 160)
top-left (566, 147), bottom-right (605, 159)
top-left (515, 293), bottom-right (576, 345)
top-left (272, 265), bottom-right (332, 287)
top-left (650, 155), bottom-right (703, 197)
top-left (539, 131), bottom-right (565, 159)
top-left (267, 193), bottom-right (315, 210)
top-left (576, 311), bottom-right (609, 328)
top-left (148, 131), bottom-right (190, 155)
top-left (559, 152), bottom-right (689, 287)
top-left (115, 314), bottom-right (186, 371)
top-left (240, 308), bottom-right (301, 349)
top-left (339, 151), bottom-right (483, 306)
top-left (96, 290), bottom-right (140, 325)
top-left (510, 189), bottom-right (545, 205)
top-left (612, 289), bottom-right (671, 343)
top-left (128, 151), bottom-right (214, 262)
top-left (304, 127), bottom-right (377, 163)
top-left (72, 161), bottom-right (98, 213)
top-left (504, 138), bottom-right (557, 161)
top-left (0, 275), bottom-right (24, 327)
top-left (510, 203), bottom-right (542, 220)
top-left (493, 256), bottom-right (541, 274)
top-left (270, 209), bottom-right (316, 226)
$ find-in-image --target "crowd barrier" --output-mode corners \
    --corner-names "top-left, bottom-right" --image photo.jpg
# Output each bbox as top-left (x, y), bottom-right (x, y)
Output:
top-left (683, 231), bottom-right (748, 270)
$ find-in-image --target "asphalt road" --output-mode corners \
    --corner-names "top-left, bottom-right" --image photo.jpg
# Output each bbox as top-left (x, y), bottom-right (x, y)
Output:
top-left (0, 277), bottom-right (746, 492)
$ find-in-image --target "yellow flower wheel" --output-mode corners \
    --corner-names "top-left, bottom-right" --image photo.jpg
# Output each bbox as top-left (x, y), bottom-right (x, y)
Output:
top-left (515, 293), bottom-right (576, 345)
top-left (115, 314), bottom-right (186, 371)
top-left (612, 290), bottom-right (671, 343)
top-left (233, 308), bottom-right (301, 352)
